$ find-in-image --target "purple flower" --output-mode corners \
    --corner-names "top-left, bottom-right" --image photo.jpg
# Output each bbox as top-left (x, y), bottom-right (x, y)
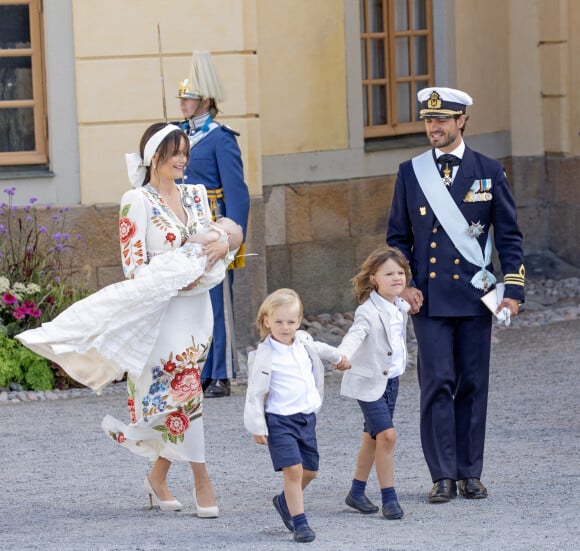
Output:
top-left (56, 243), bottom-right (64, 251)
top-left (2, 293), bottom-right (17, 305)
top-left (12, 308), bottom-right (26, 320)
top-left (26, 215), bottom-right (33, 222)
top-left (46, 204), bottom-right (52, 210)
top-left (54, 276), bottom-right (60, 283)
top-left (62, 233), bottom-right (70, 241)
top-left (52, 214), bottom-right (58, 220)
top-left (53, 232), bottom-right (61, 241)
top-left (0, 223), bottom-right (7, 234)
top-left (76, 233), bottom-right (83, 240)
top-left (3, 187), bottom-right (16, 196)
top-left (30, 308), bottom-right (42, 318)
top-left (29, 197), bottom-right (38, 204)
top-left (39, 226), bottom-right (47, 234)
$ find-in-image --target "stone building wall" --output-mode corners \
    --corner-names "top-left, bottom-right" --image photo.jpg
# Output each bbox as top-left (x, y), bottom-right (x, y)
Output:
top-left (51, 156), bottom-right (578, 349)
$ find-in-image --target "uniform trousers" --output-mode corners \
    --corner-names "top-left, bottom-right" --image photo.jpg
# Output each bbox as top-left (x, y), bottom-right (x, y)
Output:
top-left (413, 314), bottom-right (492, 482)
top-left (202, 270), bottom-right (235, 382)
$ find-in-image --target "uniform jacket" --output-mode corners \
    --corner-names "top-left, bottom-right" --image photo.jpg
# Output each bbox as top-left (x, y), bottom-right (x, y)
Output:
top-left (387, 145), bottom-right (525, 317)
top-left (243, 330), bottom-right (342, 437)
top-left (181, 123), bottom-right (250, 236)
top-left (338, 292), bottom-right (409, 402)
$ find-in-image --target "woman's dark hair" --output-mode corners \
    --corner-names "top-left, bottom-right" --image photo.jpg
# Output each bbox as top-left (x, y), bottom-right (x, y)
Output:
top-left (139, 123), bottom-right (190, 186)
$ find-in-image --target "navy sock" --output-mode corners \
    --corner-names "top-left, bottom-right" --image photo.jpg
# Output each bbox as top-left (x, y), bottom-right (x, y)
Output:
top-left (350, 479), bottom-right (367, 499)
top-left (292, 512), bottom-right (308, 530)
top-left (381, 486), bottom-right (397, 504)
top-left (279, 491), bottom-right (290, 516)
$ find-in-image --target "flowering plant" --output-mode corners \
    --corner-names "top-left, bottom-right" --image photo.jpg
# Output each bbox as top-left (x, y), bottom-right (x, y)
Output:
top-left (0, 186), bottom-right (92, 389)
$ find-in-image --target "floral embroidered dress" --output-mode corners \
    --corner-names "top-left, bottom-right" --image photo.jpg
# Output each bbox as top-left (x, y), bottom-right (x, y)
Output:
top-left (101, 183), bottom-right (219, 463)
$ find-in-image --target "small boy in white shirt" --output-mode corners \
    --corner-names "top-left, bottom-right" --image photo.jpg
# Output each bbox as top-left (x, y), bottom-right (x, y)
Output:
top-left (338, 246), bottom-right (411, 520)
top-left (244, 288), bottom-right (349, 543)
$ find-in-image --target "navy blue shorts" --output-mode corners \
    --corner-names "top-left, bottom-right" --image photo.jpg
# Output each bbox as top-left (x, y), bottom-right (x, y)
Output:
top-left (265, 412), bottom-right (319, 472)
top-left (357, 377), bottom-right (399, 439)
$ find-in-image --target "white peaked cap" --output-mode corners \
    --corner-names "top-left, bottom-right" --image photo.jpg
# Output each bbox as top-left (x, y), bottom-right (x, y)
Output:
top-left (417, 87), bottom-right (473, 118)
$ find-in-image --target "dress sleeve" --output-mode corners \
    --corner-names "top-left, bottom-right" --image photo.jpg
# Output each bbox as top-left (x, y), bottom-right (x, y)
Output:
top-left (490, 166), bottom-right (525, 302)
top-left (387, 166), bottom-right (414, 263)
top-left (119, 189), bottom-right (148, 279)
top-left (337, 311), bottom-right (371, 359)
top-left (243, 348), bottom-right (270, 436)
top-left (215, 131), bottom-right (250, 237)
top-left (297, 330), bottom-right (342, 364)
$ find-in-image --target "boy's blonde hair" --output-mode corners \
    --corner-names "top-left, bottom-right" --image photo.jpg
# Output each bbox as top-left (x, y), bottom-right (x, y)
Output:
top-left (255, 288), bottom-right (303, 340)
top-left (352, 246), bottom-right (411, 304)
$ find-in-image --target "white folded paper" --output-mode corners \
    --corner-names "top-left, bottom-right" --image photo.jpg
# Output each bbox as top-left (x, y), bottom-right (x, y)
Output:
top-left (481, 283), bottom-right (510, 326)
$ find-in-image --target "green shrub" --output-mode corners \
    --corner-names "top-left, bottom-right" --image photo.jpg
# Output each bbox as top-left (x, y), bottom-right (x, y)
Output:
top-left (0, 329), bottom-right (54, 390)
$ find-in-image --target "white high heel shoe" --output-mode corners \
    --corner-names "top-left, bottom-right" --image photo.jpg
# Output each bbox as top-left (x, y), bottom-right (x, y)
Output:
top-left (144, 478), bottom-right (182, 511)
top-left (193, 492), bottom-right (219, 518)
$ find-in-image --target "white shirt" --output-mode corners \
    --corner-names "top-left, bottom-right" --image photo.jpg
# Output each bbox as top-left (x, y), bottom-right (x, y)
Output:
top-left (264, 335), bottom-right (322, 416)
top-left (435, 140), bottom-right (465, 183)
top-left (375, 294), bottom-right (407, 379)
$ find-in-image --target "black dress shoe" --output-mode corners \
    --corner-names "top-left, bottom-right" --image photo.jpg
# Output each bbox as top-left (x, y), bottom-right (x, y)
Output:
top-left (458, 477), bottom-right (488, 499)
top-left (272, 495), bottom-right (293, 532)
top-left (204, 379), bottom-right (231, 398)
top-left (428, 479), bottom-right (457, 503)
top-left (345, 492), bottom-right (379, 514)
top-left (382, 499), bottom-right (404, 520)
top-left (201, 378), bottom-right (212, 392)
top-left (293, 524), bottom-right (316, 543)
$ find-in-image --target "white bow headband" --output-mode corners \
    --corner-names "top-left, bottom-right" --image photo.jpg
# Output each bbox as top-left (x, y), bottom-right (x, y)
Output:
top-left (125, 124), bottom-right (177, 187)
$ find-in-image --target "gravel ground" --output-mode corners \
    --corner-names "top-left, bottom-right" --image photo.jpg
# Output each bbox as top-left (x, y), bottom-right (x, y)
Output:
top-left (1, 314), bottom-right (579, 550)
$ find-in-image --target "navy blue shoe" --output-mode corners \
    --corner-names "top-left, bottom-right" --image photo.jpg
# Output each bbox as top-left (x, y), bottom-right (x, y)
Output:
top-left (272, 495), bottom-right (293, 531)
top-left (382, 499), bottom-right (404, 520)
top-left (293, 524), bottom-right (316, 543)
top-left (345, 492), bottom-right (379, 514)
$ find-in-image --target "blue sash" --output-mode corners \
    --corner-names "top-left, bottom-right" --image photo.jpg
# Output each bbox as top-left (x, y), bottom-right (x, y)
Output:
top-left (412, 150), bottom-right (496, 291)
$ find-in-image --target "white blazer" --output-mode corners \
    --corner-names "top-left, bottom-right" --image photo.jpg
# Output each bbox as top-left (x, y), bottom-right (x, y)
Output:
top-left (243, 330), bottom-right (342, 437)
top-left (338, 292), bottom-right (409, 402)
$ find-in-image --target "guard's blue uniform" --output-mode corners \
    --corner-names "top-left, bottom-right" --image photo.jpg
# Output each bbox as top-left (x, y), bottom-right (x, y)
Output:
top-left (179, 121), bottom-right (250, 383)
top-left (387, 145), bottom-right (524, 482)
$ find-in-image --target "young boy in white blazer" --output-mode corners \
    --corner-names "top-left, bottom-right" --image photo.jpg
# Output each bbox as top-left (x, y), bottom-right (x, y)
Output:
top-left (244, 288), bottom-right (350, 543)
top-left (338, 246), bottom-right (411, 520)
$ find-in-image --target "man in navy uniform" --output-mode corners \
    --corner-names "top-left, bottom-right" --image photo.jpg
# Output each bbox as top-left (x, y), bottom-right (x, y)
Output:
top-left (176, 51), bottom-right (250, 398)
top-left (387, 87), bottom-right (525, 503)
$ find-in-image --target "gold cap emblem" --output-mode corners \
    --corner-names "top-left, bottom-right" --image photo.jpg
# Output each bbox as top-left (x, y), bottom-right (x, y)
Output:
top-left (427, 91), bottom-right (442, 109)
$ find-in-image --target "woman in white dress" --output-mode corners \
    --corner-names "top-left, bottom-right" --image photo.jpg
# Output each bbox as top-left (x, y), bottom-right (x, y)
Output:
top-left (104, 123), bottom-right (230, 516)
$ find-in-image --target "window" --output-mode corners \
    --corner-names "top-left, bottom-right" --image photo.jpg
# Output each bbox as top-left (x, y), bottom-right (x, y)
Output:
top-left (361, 0), bottom-right (434, 138)
top-left (0, 0), bottom-right (47, 165)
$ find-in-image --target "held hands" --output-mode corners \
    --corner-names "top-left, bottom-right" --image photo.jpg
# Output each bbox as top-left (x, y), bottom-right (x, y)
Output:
top-left (253, 434), bottom-right (268, 446)
top-left (401, 286), bottom-right (423, 314)
top-left (333, 355), bottom-right (351, 371)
